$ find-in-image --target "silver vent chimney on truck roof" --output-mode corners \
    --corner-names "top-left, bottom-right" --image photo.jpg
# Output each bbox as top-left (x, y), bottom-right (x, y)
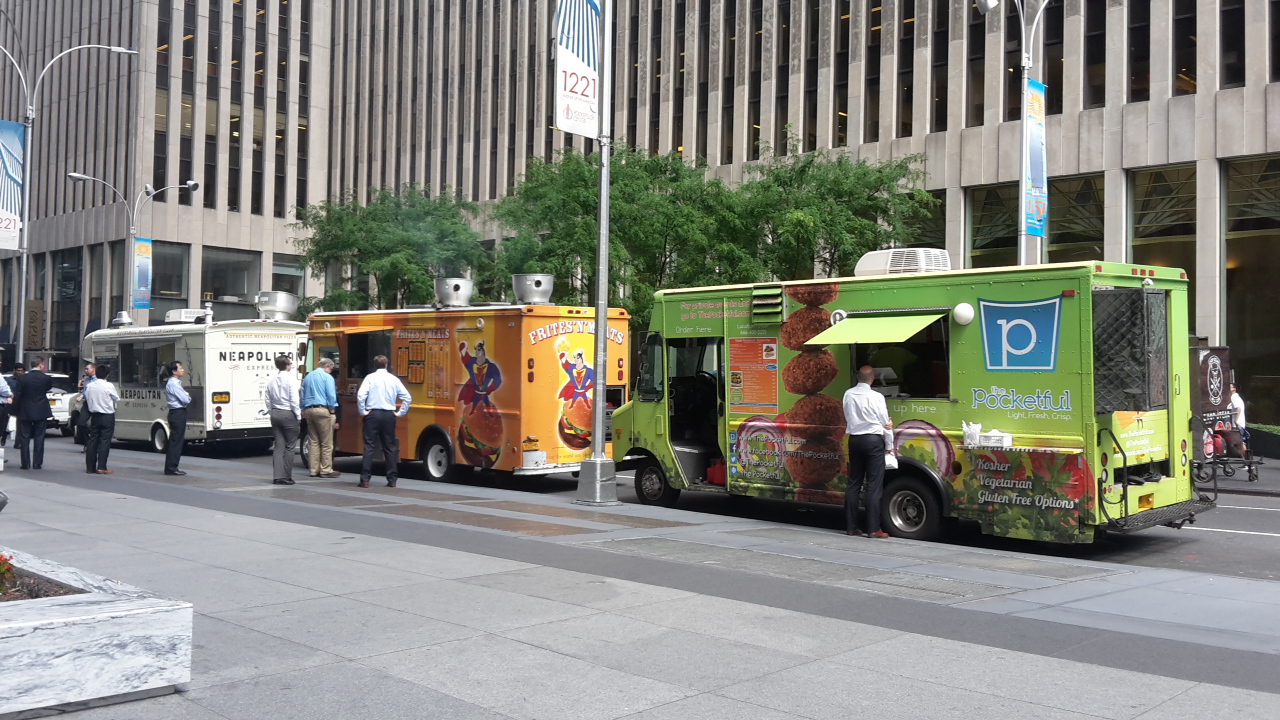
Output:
top-left (512, 274), bottom-right (554, 304)
top-left (256, 291), bottom-right (299, 321)
top-left (434, 278), bottom-right (474, 307)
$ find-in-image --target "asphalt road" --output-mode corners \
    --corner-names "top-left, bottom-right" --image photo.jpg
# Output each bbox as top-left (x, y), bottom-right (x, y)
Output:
top-left (19, 432), bottom-right (1280, 582)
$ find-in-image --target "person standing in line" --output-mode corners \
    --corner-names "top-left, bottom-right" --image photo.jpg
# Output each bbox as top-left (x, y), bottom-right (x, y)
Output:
top-left (14, 357), bottom-right (54, 470)
top-left (265, 355), bottom-right (302, 485)
top-left (0, 365), bottom-right (12, 449)
top-left (356, 354), bottom-right (411, 488)
top-left (1, 365), bottom-right (23, 448)
top-left (84, 364), bottom-right (120, 475)
top-left (76, 361), bottom-right (97, 452)
top-left (842, 365), bottom-right (894, 538)
top-left (164, 361), bottom-right (192, 476)
top-left (301, 357), bottom-right (342, 478)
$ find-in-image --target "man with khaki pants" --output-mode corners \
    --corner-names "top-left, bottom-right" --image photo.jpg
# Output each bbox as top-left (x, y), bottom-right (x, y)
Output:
top-left (301, 357), bottom-right (342, 478)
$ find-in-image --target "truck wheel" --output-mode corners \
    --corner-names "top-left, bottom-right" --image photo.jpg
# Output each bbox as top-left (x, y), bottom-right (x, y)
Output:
top-left (151, 424), bottom-right (169, 453)
top-left (300, 432), bottom-right (312, 469)
top-left (634, 459), bottom-right (680, 508)
top-left (421, 435), bottom-right (454, 481)
top-left (882, 474), bottom-right (943, 541)
top-left (60, 423), bottom-right (74, 437)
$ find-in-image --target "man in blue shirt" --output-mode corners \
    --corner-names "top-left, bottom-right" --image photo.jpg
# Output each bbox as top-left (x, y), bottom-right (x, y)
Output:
top-left (164, 360), bottom-right (192, 476)
top-left (301, 357), bottom-right (342, 478)
top-left (356, 354), bottom-right (411, 488)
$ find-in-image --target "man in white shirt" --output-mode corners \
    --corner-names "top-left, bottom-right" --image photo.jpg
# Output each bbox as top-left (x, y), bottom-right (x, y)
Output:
top-left (356, 354), bottom-right (412, 488)
top-left (842, 365), bottom-right (894, 538)
top-left (1229, 383), bottom-right (1247, 430)
top-left (265, 355), bottom-right (302, 485)
top-left (84, 364), bottom-right (120, 475)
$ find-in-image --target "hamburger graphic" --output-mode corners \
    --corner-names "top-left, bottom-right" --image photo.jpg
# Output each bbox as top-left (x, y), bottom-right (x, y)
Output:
top-left (558, 398), bottom-right (594, 450)
top-left (458, 404), bottom-right (505, 468)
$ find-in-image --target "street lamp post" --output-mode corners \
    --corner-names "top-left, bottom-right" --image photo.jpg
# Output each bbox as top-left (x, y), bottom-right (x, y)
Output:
top-left (0, 43), bottom-right (137, 363)
top-left (976, 0), bottom-right (1051, 266)
top-left (67, 173), bottom-right (199, 324)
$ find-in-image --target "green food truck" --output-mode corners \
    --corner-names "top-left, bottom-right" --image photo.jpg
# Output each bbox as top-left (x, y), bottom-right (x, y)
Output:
top-left (612, 253), bottom-right (1215, 544)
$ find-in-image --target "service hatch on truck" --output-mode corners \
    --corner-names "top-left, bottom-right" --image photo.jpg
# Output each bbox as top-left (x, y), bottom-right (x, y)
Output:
top-left (613, 261), bottom-right (1214, 544)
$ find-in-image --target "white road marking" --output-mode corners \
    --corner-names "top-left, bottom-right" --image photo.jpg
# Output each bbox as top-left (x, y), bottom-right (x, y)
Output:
top-left (1185, 526), bottom-right (1280, 538)
top-left (1219, 504), bottom-right (1280, 513)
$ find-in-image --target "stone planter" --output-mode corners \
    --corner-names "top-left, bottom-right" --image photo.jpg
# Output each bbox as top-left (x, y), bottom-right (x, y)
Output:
top-left (0, 546), bottom-right (192, 718)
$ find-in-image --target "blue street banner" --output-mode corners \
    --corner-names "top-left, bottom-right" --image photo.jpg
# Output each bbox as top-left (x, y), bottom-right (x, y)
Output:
top-left (1025, 79), bottom-right (1048, 238)
top-left (0, 120), bottom-right (23, 251)
top-left (132, 237), bottom-right (153, 310)
top-left (555, 0), bottom-right (602, 139)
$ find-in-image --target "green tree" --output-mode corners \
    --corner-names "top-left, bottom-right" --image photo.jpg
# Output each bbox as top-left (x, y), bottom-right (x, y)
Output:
top-left (741, 137), bottom-right (938, 280)
top-left (292, 184), bottom-right (481, 311)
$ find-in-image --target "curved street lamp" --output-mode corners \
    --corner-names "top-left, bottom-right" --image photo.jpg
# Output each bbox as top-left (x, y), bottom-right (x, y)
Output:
top-left (68, 173), bottom-right (199, 324)
top-left (0, 43), bottom-right (137, 363)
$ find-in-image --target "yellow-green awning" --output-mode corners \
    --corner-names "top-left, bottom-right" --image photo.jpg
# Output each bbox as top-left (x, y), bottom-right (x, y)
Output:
top-left (805, 313), bottom-right (946, 346)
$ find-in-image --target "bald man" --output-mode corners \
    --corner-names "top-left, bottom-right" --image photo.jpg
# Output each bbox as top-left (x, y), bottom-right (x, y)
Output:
top-left (842, 365), bottom-right (894, 538)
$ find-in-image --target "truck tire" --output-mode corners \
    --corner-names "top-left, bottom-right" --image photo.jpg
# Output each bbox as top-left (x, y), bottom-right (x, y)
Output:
top-left (882, 474), bottom-right (944, 541)
top-left (420, 434), bottom-right (454, 481)
top-left (151, 424), bottom-right (169, 453)
top-left (61, 422), bottom-right (74, 437)
top-left (634, 459), bottom-right (680, 508)
top-left (300, 432), bottom-right (312, 470)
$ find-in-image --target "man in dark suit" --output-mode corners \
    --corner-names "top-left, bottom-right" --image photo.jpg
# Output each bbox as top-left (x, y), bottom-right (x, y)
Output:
top-left (15, 356), bottom-right (54, 470)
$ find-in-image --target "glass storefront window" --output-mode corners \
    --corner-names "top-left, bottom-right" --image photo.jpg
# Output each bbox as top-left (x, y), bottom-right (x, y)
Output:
top-left (151, 241), bottom-right (190, 320)
top-left (1047, 175), bottom-right (1105, 263)
top-left (51, 248), bottom-right (83, 365)
top-left (1131, 165), bottom-right (1196, 320)
top-left (2, 258), bottom-right (12, 343)
top-left (202, 246), bottom-right (261, 320)
top-left (109, 240), bottom-right (125, 316)
top-left (88, 244), bottom-right (104, 335)
top-left (1226, 157), bottom-right (1280, 426)
top-left (271, 253), bottom-right (305, 296)
top-left (33, 254), bottom-right (45, 300)
top-left (968, 184), bottom-right (1017, 268)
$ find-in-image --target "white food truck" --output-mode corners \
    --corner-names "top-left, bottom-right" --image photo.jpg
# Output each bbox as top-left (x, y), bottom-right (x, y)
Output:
top-left (80, 302), bottom-right (306, 452)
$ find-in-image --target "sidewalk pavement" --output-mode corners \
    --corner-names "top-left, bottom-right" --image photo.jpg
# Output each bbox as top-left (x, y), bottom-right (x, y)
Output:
top-left (2, 471), bottom-right (1280, 720)
top-left (1214, 454), bottom-right (1278, 497)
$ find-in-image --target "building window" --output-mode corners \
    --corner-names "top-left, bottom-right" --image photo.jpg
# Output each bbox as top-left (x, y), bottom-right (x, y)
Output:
top-left (1173, 0), bottom-right (1196, 96)
top-left (864, 0), bottom-right (882, 142)
top-left (1272, 0), bottom-right (1280, 82)
top-left (251, 107), bottom-right (265, 215)
top-left (1225, 157), bottom-right (1280, 426)
top-left (627, 0), bottom-right (639, 147)
top-left (650, 0), bottom-right (664, 156)
top-left (907, 190), bottom-right (946, 248)
top-left (274, 111), bottom-right (287, 218)
top-left (2, 258), bottom-right (12, 340)
top-left (1046, 175), bottom-right (1104, 263)
top-left (897, 0), bottom-right (914, 137)
top-left (33, 254), bottom-right (45, 301)
top-left (833, 0), bottom-right (850, 147)
top-left (272, 253), bottom-right (305, 296)
top-left (109, 241), bottom-right (125, 316)
top-left (965, 3), bottom-right (984, 128)
top-left (1082, 0), bottom-right (1105, 108)
top-left (1128, 0), bottom-right (1150, 103)
top-left (154, 0), bottom-right (172, 203)
top-left (1003, 2), bottom-right (1019, 122)
top-left (1221, 1), bottom-right (1246, 89)
top-left (254, 0), bottom-right (267, 109)
top-left (1131, 166), bottom-right (1196, 318)
top-left (229, 0), bottom-right (245, 212)
top-left (179, 95), bottom-right (195, 205)
top-left (749, 0), bottom-right (765, 157)
top-left (1043, 0), bottom-right (1063, 115)
top-left (930, 0), bottom-right (948, 133)
top-left (723, 0), bottom-right (738, 163)
top-left (151, 241), bottom-right (190, 319)
top-left (675, 0), bottom-right (688, 153)
top-left (202, 247), bottom-right (262, 321)
top-left (51, 249), bottom-right (82, 355)
top-left (802, 0), bottom-right (818, 151)
top-left (697, 0), bottom-right (710, 157)
top-left (775, 0), bottom-right (790, 154)
top-left (968, 183), bottom-right (1017, 268)
top-left (228, 103), bottom-right (242, 212)
top-left (87, 244), bottom-right (104, 335)
top-left (204, 0), bottom-right (221, 210)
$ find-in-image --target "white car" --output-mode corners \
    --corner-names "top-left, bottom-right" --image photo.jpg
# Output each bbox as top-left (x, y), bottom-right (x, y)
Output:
top-left (2, 373), bottom-right (78, 436)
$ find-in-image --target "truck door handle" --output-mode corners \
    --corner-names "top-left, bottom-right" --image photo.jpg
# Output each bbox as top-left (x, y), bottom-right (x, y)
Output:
top-left (718, 401), bottom-right (725, 417)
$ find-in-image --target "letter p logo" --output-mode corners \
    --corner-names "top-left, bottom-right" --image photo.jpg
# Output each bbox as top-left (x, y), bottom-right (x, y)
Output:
top-left (979, 297), bottom-right (1062, 372)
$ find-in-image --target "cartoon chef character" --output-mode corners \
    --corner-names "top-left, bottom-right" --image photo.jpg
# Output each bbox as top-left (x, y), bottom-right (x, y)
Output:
top-left (459, 340), bottom-right (502, 410)
top-left (556, 341), bottom-right (595, 408)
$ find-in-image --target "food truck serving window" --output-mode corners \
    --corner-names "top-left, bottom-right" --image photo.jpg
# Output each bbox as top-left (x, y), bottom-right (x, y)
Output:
top-left (346, 331), bottom-right (391, 379)
top-left (119, 341), bottom-right (178, 387)
top-left (636, 334), bottom-right (664, 401)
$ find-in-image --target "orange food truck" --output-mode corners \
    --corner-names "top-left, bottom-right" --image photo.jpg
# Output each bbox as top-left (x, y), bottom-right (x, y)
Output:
top-left (304, 275), bottom-right (631, 480)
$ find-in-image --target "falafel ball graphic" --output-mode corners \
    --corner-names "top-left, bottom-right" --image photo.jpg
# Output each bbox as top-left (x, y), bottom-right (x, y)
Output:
top-left (780, 306), bottom-right (832, 351)
top-left (782, 349), bottom-right (839, 396)
top-left (784, 282), bottom-right (840, 308)
top-left (785, 436), bottom-right (845, 487)
top-left (785, 393), bottom-right (845, 439)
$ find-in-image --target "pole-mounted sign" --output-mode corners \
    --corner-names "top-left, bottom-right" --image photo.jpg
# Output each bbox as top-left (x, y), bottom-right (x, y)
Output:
top-left (555, 0), bottom-right (602, 140)
top-left (0, 120), bottom-right (23, 251)
top-left (1024, 78), bottom-right (1048, 239)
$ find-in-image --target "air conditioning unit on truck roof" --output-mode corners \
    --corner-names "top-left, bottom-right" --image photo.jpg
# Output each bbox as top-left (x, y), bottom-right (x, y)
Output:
top-left (854, 248), bottom-right (951, 277)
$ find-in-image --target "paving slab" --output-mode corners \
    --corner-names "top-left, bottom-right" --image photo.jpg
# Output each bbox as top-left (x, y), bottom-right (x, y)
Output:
top-left (229, 554), bottom-right (432, 594)
top-left (829, 634), bottom-right (1195, 720)
top-left (458, 565), bottom-right (695, 610)
top-left (1062, 586), bottom-right (1280, 637)
top-left (331, 543), bottom-right (536, 579)
top-left (364, 502), bottom-right (609, 536)
top-left (1131, 682), bottom-right (1280, 720)
top-left (188, 615), bottom-right (342, 690)
top-left (210, 595), bottom-right (481, 659)
top-left (503, 612), bottom-right (812, 691)
top-left (617, 694), bottom-right (808, 720)
top-left (360, 633), bottom-right (695, 720)
top-left (55, 692), bottom-right (231, 720)
top-left (344, 578), bottom-right (599, 632)
top-left (185, 661), bottom-right (508, 720)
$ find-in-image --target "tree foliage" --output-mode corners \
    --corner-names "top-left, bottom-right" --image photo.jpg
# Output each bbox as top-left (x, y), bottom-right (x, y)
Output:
top-left (292, 184), bottom-right (481, 311)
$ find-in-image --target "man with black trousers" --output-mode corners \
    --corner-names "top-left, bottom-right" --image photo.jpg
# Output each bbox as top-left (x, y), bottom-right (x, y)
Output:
top-left (163, 360), bottom-right (192, 475)
top-left (84, 364), bottom-right (120, 474)
top-left (842, 365), bottom-right (894, 538)
top-left (355, 354), bottom-right (411, 488)
top-left (14, 357), bottom-right (54, 470)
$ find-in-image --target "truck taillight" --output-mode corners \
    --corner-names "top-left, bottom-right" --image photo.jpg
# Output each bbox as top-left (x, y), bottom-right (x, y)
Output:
top-left (1100, 453), bottom-right (1108, 467)
top-left (527, 371), bottom-right (534, 383)
top-left (528, 358), bottom-right (535, 369)
top-left (617, 371), bottom-right (624, 381)
top-left (617, 358), bottom-right (623, 368)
